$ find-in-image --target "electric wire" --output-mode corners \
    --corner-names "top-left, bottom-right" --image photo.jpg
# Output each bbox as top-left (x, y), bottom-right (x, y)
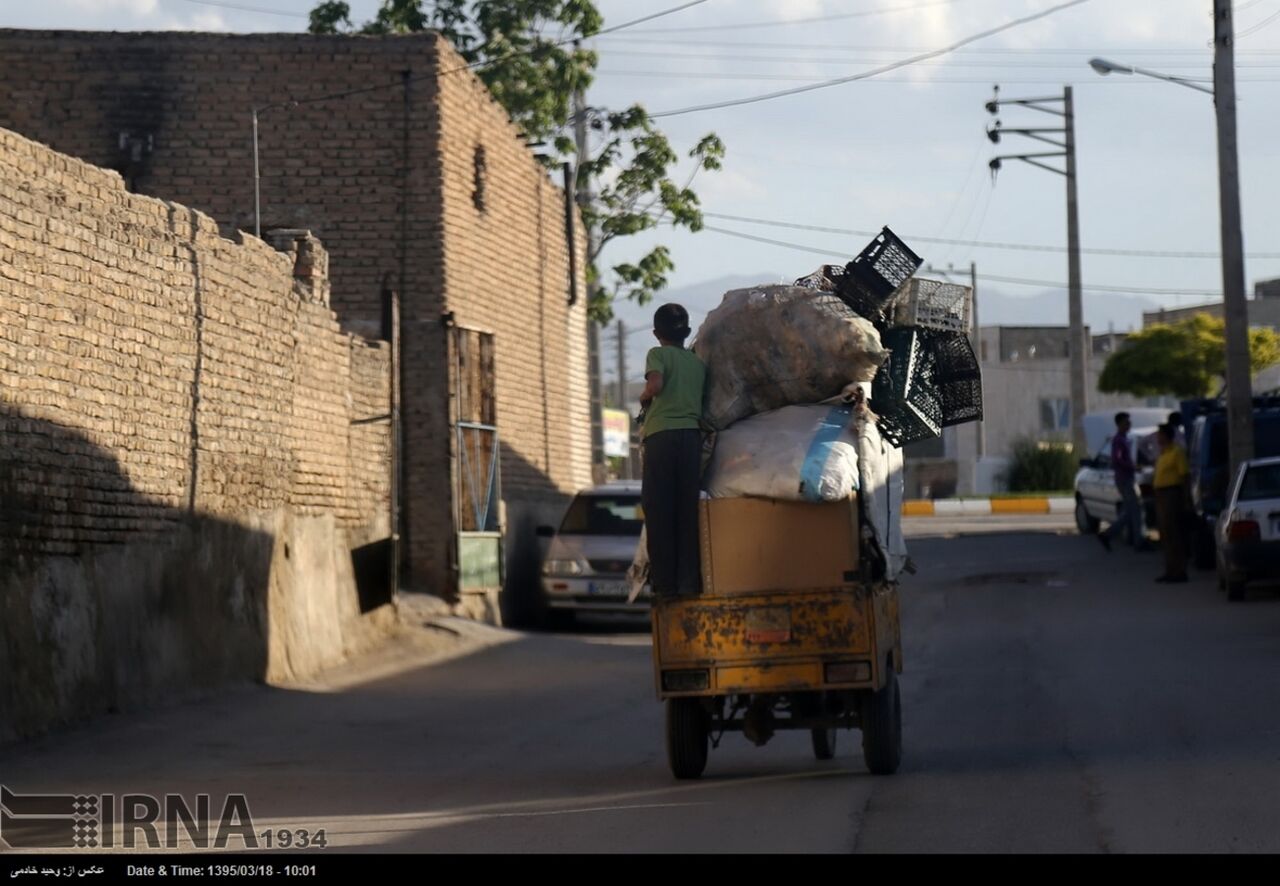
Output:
top-left (647, 0), bottom-right (1095, 119)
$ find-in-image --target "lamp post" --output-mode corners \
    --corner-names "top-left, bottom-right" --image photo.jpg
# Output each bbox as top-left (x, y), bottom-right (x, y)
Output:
top-left (1088, 0), bottom-right (1254, 482)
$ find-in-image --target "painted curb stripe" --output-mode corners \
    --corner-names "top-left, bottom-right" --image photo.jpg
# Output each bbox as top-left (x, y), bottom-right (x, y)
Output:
top-left (902, 497), bottom-right (1074, 516)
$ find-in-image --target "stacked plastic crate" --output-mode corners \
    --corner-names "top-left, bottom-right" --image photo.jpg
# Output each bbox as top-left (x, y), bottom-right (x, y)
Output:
top-left (835, 229), bottom-right (983, 448)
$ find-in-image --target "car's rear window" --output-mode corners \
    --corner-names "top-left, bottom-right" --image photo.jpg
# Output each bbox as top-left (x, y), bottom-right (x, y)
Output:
top-left (558, 495), bottom-right (643, 536)
top-left (1206, 414), bottom-right (1280, 465)
top-left (1239, 463), bottom-right (1280, 501)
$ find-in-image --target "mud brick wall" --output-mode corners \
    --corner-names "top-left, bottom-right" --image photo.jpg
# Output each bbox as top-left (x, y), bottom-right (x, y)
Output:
top-left (0, 126), bottom-right (396, 739)
top-left (0, 125), bottom-right (389, 552)
top-left (0, 29), bottom-right (592, 613)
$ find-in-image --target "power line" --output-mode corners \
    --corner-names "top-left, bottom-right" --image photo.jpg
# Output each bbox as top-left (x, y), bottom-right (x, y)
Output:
top-left (255, 0), bottom-right (709, 111)
top-left (1238, 7), bottom-right (1280, 39)
top-left (165, 0), bottom-right (306, 16)
top-left (597, 48), bottom-right (1249, 69)
top-left (684, 222), bottom-right (1241, 298)
top-left (597, 72), bottom-right (1280, 85)
top-left (596, 36), bottom-right (1265, 54)
top-left (697, 211), bottom-right (1280, 259)
top-left (648, 0), bottom-right (1094, 119)
top-left (622, 0), bottom-right (976, 34)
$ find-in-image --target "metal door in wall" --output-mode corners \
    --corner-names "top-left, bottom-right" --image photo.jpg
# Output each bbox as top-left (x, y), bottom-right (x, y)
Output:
top-left (451, 327), bottom-right (503, 596)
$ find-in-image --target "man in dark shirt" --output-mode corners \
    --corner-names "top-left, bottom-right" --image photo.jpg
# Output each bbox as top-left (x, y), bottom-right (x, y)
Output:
top-left (1098, 411), bottom-right (1151, 552)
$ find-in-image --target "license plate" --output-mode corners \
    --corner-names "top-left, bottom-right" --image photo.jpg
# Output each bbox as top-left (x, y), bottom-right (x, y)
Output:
top-left (745, 606), bottom-right (792, 644)
top-left (589, 582), bottom-right (630, 597)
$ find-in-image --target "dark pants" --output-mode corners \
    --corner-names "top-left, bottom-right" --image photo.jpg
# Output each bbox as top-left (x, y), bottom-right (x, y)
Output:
top-left (642, 428), bottom-right (703, 597)
top-left (1155, 486), bottom-right (1189, 579)
top-left (1103, 477), bottom-right (1145, 547)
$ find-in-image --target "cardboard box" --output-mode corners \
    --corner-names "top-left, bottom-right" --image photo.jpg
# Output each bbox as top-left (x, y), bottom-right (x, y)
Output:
top-left (699, 497), bottom-right (859, 595)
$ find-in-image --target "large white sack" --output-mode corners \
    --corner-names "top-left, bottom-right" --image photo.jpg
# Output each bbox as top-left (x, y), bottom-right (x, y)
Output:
top-left (852, 409), bottom-right (910, 581)
top-left (694, 285), bottom-right (887, 430)
top-left (704, 404), bottom-right (860, 502)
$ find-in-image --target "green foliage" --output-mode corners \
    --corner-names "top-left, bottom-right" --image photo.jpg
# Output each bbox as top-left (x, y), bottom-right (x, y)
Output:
top-left (307, 0), bottom-right (724, 322)
top-left (1000, 437), bottom-right (1076, 493)
top-left (1099, 313), bottom-right (1280, 399)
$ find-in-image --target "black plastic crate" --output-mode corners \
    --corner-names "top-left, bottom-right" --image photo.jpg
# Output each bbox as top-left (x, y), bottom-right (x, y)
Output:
top-left (837, 227), bottom-right (924, 322)
top-left (922, 329), bottom-right (984, 427)
top-left (871, 327), bottom-right (943, 447)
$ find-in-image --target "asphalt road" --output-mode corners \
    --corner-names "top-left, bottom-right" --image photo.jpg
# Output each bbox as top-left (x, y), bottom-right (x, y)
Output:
top-left (4, 515), bottom-right (1280, 853)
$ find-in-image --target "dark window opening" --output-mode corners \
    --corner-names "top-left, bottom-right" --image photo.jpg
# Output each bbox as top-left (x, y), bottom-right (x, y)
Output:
top-left (472, 145), bottom-right (488, 213)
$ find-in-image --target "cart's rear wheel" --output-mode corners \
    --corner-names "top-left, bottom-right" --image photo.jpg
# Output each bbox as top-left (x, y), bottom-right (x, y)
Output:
top-left (811, 727), bottom-right (837, 760)
top-left (861, 664), bottom-right (902, 775)
top-left (666, 698), bottom-right (709, 780)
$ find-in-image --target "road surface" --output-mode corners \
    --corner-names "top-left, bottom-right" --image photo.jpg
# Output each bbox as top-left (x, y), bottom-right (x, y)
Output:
top-left (4, 515), bottom-right (1279, 853)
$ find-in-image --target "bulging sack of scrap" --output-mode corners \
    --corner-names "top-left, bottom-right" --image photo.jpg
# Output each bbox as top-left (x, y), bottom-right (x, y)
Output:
top-left (704, 403), bottom-right (860, 502)
top-left (694, 285), bottom-right (887, 430)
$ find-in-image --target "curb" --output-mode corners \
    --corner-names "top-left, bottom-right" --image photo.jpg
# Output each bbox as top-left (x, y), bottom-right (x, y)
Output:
top-left (903, 497), bottom-right (1074, 516)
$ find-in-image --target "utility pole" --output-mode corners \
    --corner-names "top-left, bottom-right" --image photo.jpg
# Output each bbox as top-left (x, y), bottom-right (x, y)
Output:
top-left (573, 72), bottom-right (607, 483)
top-left (1062, 86), bottom-right (1088, 457)
top-left (1214, 0), bottom-right (1255, 479)
top-left (615, 319), bottom-right (631, 479)
top-left (970, 261), bottom-right (984, 461)
top-left (924, 262), bottom-right (984, 495)
top-left (986, 85), bottom-right (1089, 453)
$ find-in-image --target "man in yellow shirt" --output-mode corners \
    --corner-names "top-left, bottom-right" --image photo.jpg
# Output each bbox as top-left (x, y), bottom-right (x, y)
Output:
top-left (1153, 423), bottom-right (1190, 583)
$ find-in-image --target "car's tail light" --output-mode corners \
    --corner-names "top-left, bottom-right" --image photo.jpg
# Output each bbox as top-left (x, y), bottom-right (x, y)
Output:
top-left (1228, 520), bottom-right (1261, 543)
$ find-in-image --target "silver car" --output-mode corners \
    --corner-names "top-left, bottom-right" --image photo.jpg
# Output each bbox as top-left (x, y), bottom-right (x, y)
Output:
top-left (1073, 430), bottom-right (1158, 537)
top-left (1215, 456), bottom-right (1280, 601)
top-left (538, 481), bottom-right (650, 624)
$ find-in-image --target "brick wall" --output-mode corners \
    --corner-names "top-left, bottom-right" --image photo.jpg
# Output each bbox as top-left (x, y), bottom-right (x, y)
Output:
top-left (429, 38), bottom-right (592, 614)
top-left (0, 29), bottom-right (592, 615)
top-left (0, 126), bottom-right (396, 738)
top-left (0, 126), bottom-right (388, 555)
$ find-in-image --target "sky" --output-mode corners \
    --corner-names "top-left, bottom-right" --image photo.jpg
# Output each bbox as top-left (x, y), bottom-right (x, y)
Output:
top-left (4, 0), bottom-right (1280, 373)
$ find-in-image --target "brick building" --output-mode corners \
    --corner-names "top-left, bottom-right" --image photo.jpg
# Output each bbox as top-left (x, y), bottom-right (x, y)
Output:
top-left (0, 29), bottom-right (593, 621)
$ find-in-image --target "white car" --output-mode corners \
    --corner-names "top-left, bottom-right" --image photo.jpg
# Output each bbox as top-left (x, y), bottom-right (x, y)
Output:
top-left (1214, 456), bottom-right (1280, 601)
top-left (538, 481), bottom-right (649, 625)
top-left (1073, 430), bottom-right (1158, 538)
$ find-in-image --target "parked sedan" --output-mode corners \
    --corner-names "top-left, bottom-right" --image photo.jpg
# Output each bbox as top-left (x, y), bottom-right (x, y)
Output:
top-left (1073, 431), bottom-right (1158, 538)
top-left (1215, 456), bottom-right (1280, 601)
top-left (538, 481), bottom-right (649, 626)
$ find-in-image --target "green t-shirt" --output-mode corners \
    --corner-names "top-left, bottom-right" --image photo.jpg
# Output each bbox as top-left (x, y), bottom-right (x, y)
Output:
top-left (643, 346), bottom-right (706, 438)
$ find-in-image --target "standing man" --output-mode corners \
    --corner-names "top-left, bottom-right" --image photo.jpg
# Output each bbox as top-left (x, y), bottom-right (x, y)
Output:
top-left (639, 304), bottom-right (707, 597)
top-left (1098, 411), bottom-right (1151, 552)
top-left (1152, 423), bottom-right (1191, 583)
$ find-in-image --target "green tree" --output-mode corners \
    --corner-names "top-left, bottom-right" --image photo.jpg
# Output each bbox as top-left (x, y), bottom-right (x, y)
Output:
top-left (309, 0), bottom-right (724, 322)
top-left (1098, 313), bottom-right (1280, 399)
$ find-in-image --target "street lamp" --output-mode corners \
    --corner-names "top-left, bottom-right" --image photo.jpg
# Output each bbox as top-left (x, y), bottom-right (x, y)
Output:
top-left (1087, 57), bottom-right (1215, 94)
top-left (1088, 2), bottom-right (1254, 482)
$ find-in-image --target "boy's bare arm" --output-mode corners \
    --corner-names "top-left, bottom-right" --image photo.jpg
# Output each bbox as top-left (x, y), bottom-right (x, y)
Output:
top-left (640, 370), bottom-right (664, 408)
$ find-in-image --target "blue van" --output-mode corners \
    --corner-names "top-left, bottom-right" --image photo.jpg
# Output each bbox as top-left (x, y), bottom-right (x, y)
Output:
top-left (1185, 398), bottom-right (1280, 568)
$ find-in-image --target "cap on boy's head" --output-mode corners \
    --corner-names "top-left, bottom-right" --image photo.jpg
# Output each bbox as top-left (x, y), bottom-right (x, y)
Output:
top-left (1114, 411), bottom-right (1130, 427)
top-left (654, 303), bottom-right (691, 342)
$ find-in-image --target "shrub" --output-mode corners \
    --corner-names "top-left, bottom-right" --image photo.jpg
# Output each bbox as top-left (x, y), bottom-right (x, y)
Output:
top-left (1000, 437), bottom-right (1076, 493)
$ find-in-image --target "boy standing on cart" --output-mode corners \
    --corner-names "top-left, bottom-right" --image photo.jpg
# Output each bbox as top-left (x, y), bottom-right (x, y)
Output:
top-left (639, 304), bottom-right (707, 597)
